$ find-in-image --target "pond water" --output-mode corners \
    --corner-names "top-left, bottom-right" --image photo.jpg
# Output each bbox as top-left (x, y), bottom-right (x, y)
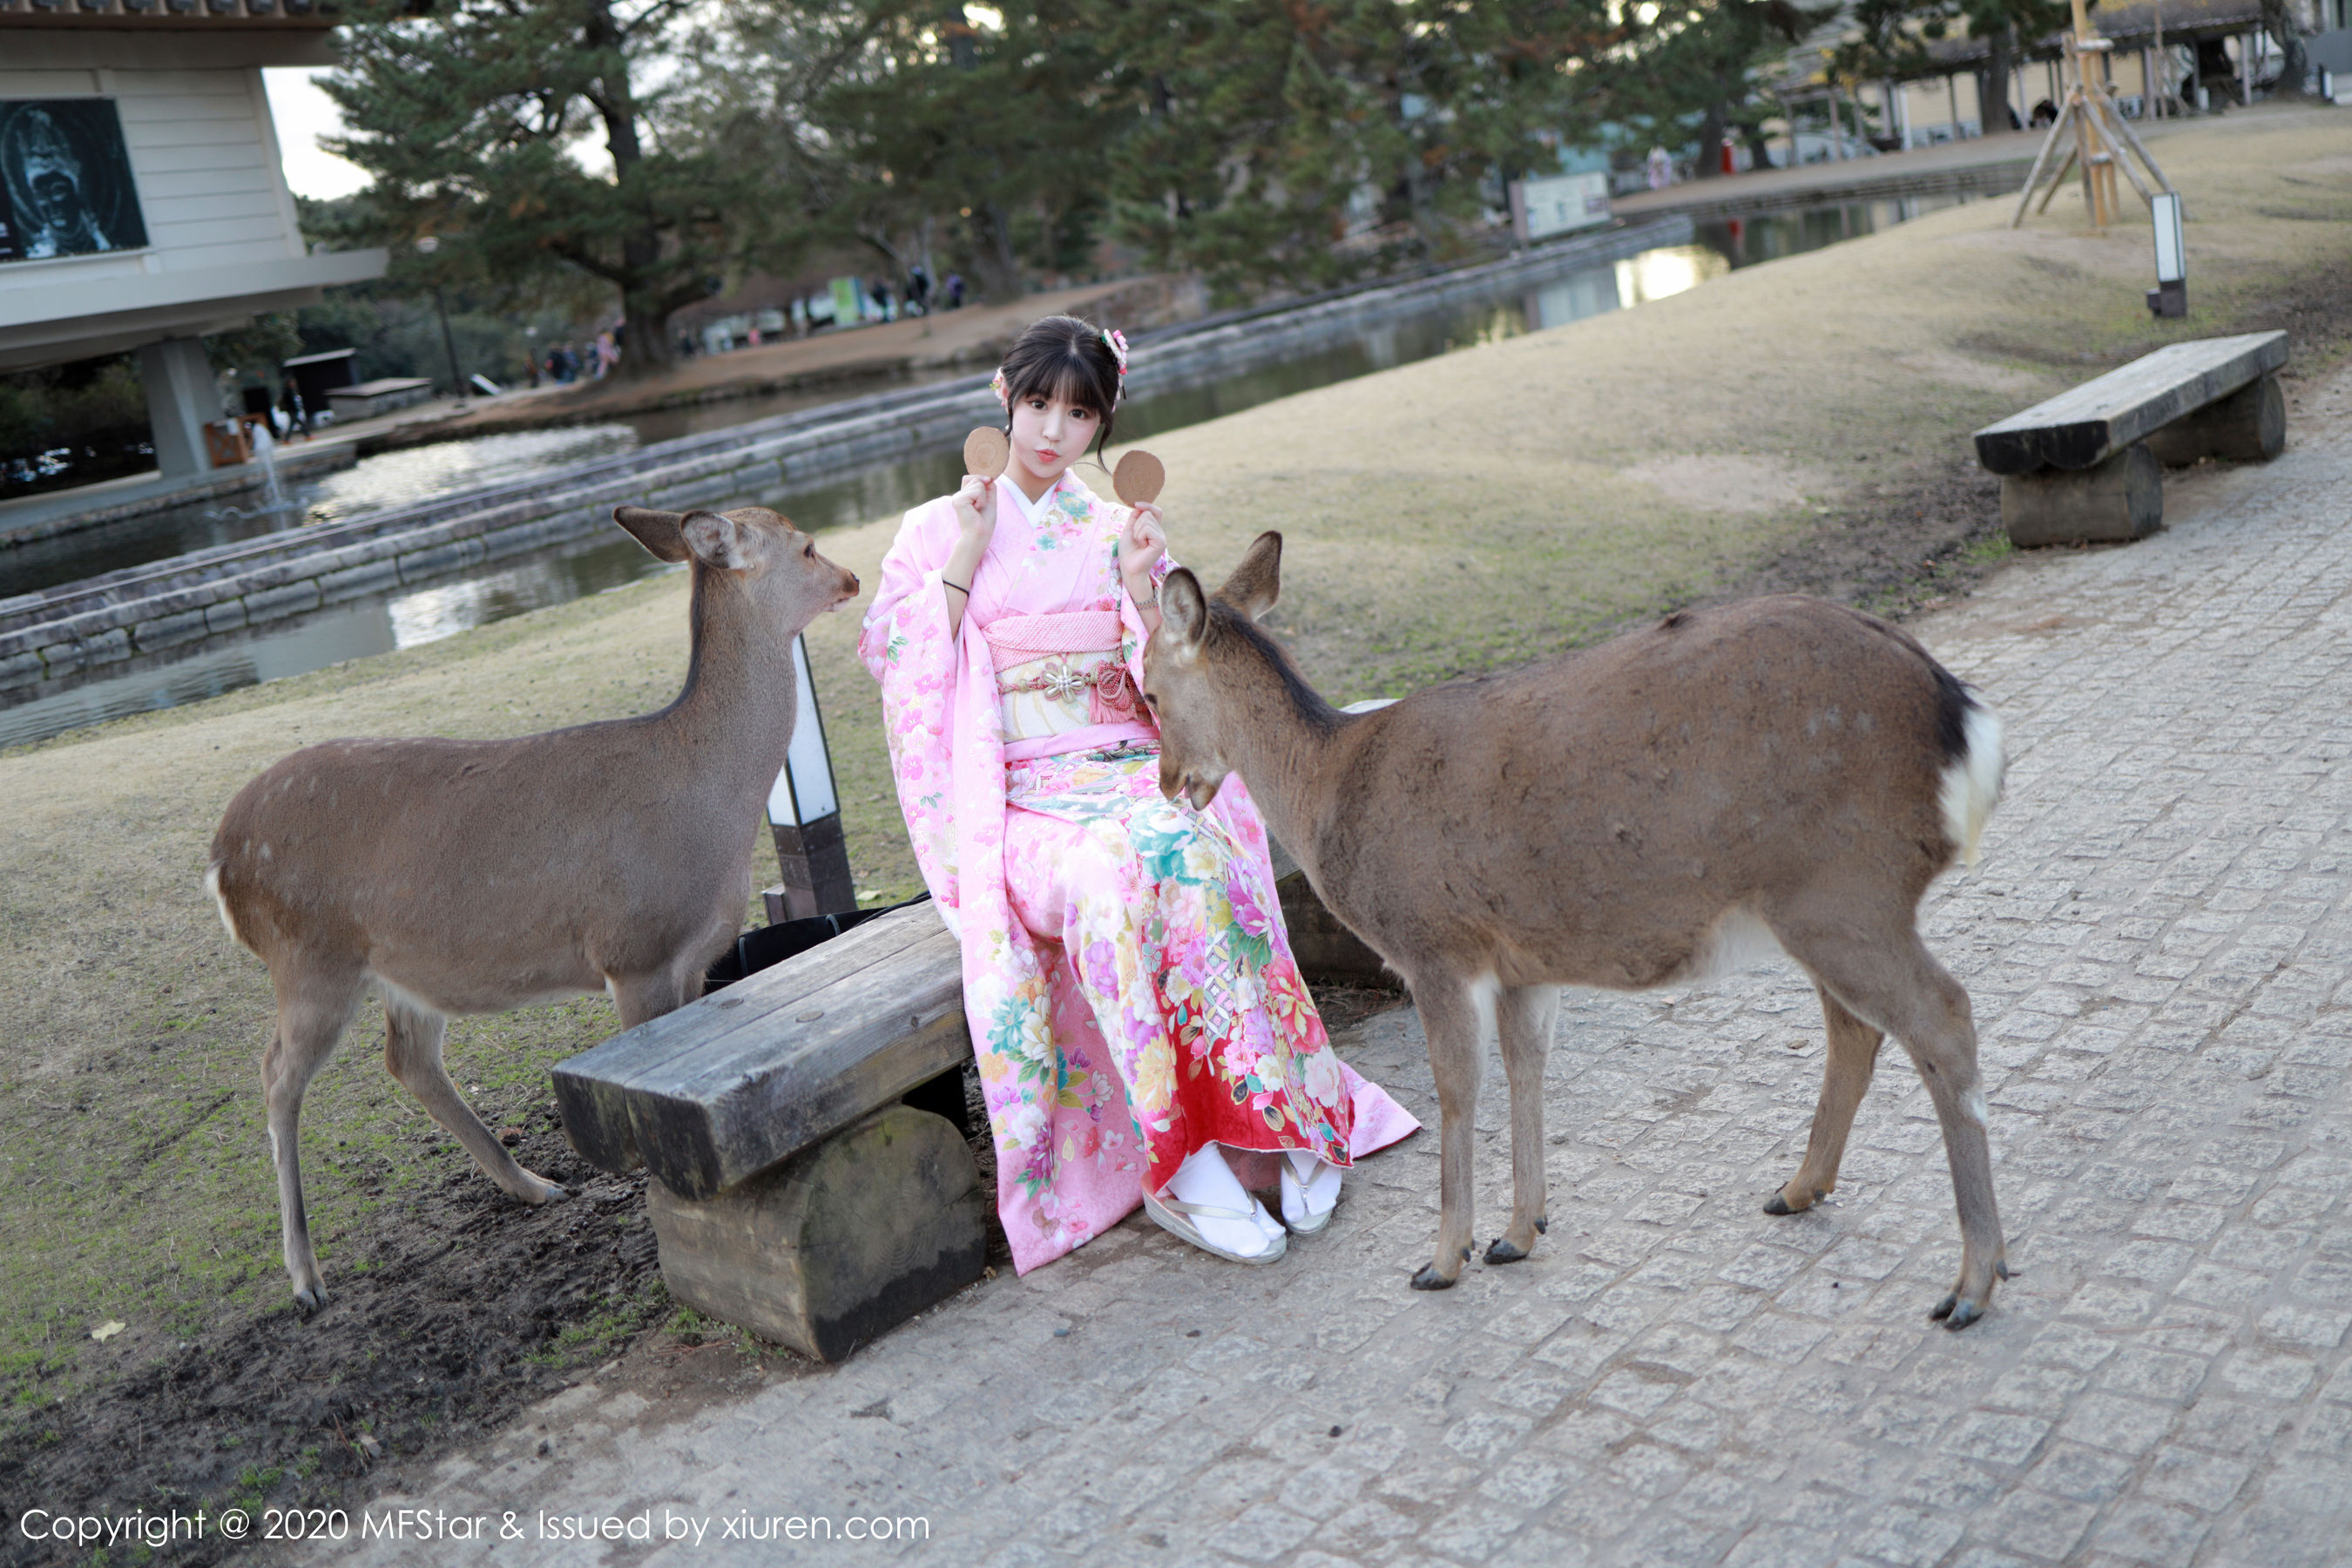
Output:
top-left (0, 193), bottom-right (1968, 751)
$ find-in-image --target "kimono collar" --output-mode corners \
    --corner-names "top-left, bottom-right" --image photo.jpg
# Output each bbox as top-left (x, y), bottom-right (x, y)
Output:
top-left (999, 470), bottom-right (1069, 528)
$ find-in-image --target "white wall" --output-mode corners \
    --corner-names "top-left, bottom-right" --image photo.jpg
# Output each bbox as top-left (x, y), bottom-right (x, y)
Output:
top-left (0, 60), bottom-right (304, 294)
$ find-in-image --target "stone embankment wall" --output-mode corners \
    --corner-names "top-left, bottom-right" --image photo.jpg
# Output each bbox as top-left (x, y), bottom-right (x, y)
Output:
top-left (0, 216), bottom-right (1689, 699)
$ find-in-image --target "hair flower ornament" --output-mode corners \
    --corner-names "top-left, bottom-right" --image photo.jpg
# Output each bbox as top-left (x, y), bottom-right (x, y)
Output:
top-left (989, 366), bottom-right (1010, 412)
top-left (1103, 328), bottom-right (1130, 403)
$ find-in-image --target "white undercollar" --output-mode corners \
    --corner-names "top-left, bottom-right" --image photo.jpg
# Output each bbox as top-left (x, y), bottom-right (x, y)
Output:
top-left (1000, 471), bottom-right (1064, 525)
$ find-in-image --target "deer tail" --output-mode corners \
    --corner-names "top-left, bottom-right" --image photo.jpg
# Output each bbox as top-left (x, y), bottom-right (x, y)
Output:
top-left (1934, 674), bottom-right (2005, 870)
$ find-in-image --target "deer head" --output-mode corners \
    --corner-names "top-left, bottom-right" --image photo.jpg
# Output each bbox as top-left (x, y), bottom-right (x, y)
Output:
top-left (614, 504), bottom-right (861, 627)
top-left (1145, 530), bottom-right (1290, 812)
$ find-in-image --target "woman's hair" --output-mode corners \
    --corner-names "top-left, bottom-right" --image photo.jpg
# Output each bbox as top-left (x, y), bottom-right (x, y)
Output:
top-left (998, 314), bottom-right (1122, 459)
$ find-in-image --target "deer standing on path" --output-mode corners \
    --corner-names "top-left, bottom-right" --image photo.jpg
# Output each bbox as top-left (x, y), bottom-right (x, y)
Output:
top-left (208, 505), bottom-right (860, 1308)
top-left (1143, 533), bottom-right (2011, 1328)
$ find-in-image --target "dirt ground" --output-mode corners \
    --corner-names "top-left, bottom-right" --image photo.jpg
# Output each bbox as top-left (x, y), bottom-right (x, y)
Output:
top-left (1, 105), bottom-right (2346, 1559)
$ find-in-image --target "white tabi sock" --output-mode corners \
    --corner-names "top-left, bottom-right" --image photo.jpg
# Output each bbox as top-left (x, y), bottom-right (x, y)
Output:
top-left (1166, 1145), bottom-right (1278, 1260)
top-left (1282, 1148), bottom-right (1342, 1227)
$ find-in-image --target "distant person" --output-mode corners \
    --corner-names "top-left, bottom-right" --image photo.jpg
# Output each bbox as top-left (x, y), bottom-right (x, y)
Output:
top-left (946, 272), bottom-right (965, 309)
top-left (280, 382), bottom-right (308, 438)
top-left (2030, 98), bottom-right (2058, 127)
top-left (872, 277), bottom-right (893, 321)
top-left (1646, 145), bottom-right (1673, 191)
top-left (907, 262), bottom-right (930, 315)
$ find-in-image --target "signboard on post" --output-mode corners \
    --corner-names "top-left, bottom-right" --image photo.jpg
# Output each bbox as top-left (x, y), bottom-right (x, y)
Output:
top-left (1509, 172), bottom-right (1612, 245)
top-left (766, 634), bottom-right (858, 919)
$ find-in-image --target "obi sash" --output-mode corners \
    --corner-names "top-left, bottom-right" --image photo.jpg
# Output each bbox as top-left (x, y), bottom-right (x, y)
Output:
top-left (981, 610), bottom-right (1152, 759)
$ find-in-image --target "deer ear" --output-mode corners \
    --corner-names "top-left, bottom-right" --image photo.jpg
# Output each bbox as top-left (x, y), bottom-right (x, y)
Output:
top-left (1218, 531), bottom-right (1281, 621)
top-left (681, 510), bottom-right (755, 571)
top-left (613, 505), bottom-right (690, 563)
top-left (1160, 568), bottom-right (1210, 653)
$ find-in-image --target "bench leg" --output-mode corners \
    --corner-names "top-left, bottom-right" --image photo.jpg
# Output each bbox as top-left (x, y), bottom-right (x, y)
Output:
top-left (644, 1103), bottom-right (987, 1362)
top-left (2143, 372), bottom-right (2286, 467)
top-left (1276, 868), bottom-right (1402, 991)
top-left (2003, 441), bottom-right (2162, 547)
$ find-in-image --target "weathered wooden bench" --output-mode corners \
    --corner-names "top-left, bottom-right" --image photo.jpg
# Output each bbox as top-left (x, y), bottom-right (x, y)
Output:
top-left (1973, 330), bottom-right (2288, 546)
top-left (551, 814), bottom-right (1394, 1360)
top-left (551, 902), bottom-right (981, 1362)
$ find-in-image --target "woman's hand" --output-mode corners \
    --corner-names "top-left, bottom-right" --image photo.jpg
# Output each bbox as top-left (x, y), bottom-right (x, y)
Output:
top-left (1119, 501), bottom-right (1166, 594)
top-left (950, 473), bottom-right (997, 545)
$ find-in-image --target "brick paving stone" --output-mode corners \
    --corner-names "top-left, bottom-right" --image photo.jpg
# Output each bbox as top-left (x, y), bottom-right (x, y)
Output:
top-left (303, 366), bottom-right (2352, 1565)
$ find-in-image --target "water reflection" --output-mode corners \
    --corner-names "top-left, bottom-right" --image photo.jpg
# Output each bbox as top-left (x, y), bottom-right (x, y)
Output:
top-left (2, 192), bottom-right (1972, 747)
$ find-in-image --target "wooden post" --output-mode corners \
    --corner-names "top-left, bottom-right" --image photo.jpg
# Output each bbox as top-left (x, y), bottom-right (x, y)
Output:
top-left (2003, 443), bottom-right (2162, 546)
top-left (644, 1104), bottom-right (987, 1362)
top-left (1948, 71), bottom-right (1962, 135)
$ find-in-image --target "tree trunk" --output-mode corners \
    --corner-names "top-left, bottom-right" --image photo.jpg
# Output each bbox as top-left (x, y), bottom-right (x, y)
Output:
top-left (1980, 25), bottom-right (2017, 133)
top-left (1693, 100), bottom-right (1728, 179)
top-left (2261, 0), bottom-right (2309, 94)
top-left (587, 0), bottom-right (674, 380)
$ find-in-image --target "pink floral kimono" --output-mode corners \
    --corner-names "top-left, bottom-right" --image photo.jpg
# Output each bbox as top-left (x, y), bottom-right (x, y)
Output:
top-left (858, 470), bottom-right (1418, 1274)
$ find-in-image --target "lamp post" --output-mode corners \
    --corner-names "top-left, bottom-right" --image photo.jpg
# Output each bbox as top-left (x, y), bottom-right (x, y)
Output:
top-left (2146, 192), bottom-right (2186, 318)
top-left (765, 634), bottom-right (858, 921)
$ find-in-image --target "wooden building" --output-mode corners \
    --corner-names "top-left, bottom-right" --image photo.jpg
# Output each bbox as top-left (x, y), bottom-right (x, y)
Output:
top-left (0, 1), bottom-right (384, 481)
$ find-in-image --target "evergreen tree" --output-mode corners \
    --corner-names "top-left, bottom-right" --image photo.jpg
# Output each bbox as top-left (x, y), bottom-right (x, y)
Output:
top-left (1098, 1), bottom-right (1620, 297)
top-left (321, 0), bottom-right (771, 377)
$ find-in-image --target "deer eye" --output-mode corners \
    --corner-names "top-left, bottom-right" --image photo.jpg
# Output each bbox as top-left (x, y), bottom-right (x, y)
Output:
top-left (1144, 693), bottom-right (1159, 707)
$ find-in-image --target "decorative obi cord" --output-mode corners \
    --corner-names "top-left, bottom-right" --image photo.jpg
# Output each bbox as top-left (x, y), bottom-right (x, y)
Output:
top-left (981, 610), bottom-right (1155, 762)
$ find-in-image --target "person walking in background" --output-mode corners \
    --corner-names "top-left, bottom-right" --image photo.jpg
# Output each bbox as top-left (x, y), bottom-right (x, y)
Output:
top-left (908, 262), bottom-right (931, 315)
top-left (947, 273), bottom-right (965, 309)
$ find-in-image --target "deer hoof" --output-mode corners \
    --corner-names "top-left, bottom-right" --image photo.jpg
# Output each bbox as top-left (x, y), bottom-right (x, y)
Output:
top-left (293, 1284), bottom-right (331, 1313)
top-left (1485, 1238), bottom-right (1530, 1265)
top-left (1930, 1291), bottom-right (1986, 1329)
top-left (518, 1172), bottom-right (571, 1205)
top-left (1409, 1263), bottom-right (1459, 1291)
top-left (1762, 1193), bottom-right (1794, 1216)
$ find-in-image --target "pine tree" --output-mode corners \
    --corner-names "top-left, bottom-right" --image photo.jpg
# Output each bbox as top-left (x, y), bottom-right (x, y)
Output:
top-left (321, 0), bottom-right (768, 377)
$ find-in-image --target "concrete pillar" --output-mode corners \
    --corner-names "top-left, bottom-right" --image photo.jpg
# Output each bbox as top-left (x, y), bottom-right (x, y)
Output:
top-left (137, 337), bottom-right (220, 480)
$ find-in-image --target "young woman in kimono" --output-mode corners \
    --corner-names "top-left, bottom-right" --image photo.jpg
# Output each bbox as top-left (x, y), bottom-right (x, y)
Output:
top-left (857, 315), bottom-right (1417, 1273)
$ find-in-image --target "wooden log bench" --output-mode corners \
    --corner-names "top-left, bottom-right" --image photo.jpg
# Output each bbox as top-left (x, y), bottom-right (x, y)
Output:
top-left (551, 817), bottom-right (1394, 1360)
top-left (551, 902), bottom-right (980, 1362)
top-left (1973, 330), bottom-right (2288, 547)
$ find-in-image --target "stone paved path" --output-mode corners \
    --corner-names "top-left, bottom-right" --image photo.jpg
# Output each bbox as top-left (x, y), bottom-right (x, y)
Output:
top-left (314, 364), bottom-right (2352, 1567)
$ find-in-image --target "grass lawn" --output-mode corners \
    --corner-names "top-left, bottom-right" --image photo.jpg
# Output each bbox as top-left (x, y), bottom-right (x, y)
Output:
top-left (2, 105), bottom-right (2347, 1439)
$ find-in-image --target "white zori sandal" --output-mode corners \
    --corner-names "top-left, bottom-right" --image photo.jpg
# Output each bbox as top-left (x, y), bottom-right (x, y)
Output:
top-left (1281, 1149), bottom-right (1343, 1235)
top-left (1145, 1146), bottom-right (1287, 1264)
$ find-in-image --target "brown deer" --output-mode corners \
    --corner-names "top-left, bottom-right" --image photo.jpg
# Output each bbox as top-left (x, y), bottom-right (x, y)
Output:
top-left (208, 505), bottom-right (859, 1308)
top-left (1142, 533), bottom-right (2011, 1328)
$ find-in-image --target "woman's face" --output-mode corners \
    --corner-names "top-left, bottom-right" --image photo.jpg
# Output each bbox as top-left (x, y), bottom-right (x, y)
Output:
top-left (1008, 384), bottom-right (1101, 489)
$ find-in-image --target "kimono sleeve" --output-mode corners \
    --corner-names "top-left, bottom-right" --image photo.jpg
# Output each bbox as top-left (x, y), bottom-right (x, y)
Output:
top-left (858, 501), bottom-right (965, 915)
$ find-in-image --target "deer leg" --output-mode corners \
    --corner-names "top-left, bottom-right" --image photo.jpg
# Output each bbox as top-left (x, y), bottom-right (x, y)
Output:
top-left (262, 968), bottom-right (365, 1310)
top-left (383, 1003), bottom-right (569, 1206)
top-left (1765, 986), bottom-right (1885, 1216)
top-left (1409, 971), bottom-right (1494, 1290)
top-left (607, 970), bottom-right (694, 1031)
top-left (1780, 921), bottom-right (2007, 1330)
top-left (1485, 983), bottom-right (1558, 1265)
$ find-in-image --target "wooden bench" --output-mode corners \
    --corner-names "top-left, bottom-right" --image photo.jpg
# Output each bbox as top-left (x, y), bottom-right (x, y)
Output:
top-left (1973, 331), bottom-right (2288, 546)
top-left (551, 831), bottom-right (1392, 1359)
top-left (551, 903), bottom-right (981, 1362)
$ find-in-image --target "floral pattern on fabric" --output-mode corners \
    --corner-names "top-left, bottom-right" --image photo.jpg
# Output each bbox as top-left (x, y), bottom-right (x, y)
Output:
top-left (858, 472), bottom-right (1418, 1274)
